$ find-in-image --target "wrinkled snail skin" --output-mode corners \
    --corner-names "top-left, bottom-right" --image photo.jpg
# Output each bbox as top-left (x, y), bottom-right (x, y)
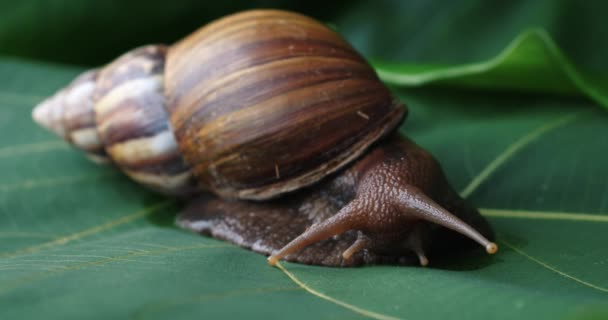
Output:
top-left (32, 9), bottom-right (497, 267)
top-left (178, 135), bottom-right (496, 266)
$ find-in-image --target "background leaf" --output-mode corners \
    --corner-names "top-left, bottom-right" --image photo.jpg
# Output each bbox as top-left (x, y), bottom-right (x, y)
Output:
top-left (1, 1), bottom-right (607, 319)
top-left (373, 29), bottom-right (608, 109)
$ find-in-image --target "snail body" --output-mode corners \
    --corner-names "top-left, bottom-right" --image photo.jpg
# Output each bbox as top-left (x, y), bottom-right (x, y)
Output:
top-left (33, 10), bottom-right (496, 266)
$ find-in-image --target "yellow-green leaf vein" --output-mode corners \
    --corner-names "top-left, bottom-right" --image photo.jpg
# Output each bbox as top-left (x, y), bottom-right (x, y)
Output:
top-left (0, 200), bottom-right (173, 259)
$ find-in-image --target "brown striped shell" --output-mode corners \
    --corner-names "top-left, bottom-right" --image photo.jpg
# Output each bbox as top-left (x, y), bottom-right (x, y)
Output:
top-left (165, 10), bottom-right (405, 200)
top-left (93, 46), bottom-right (196, 195)
top-left (33, 9), bottom-right (405, 200)
top-left (34, 46), bottom-right (197, 196)
top-left (33, 69), bottom-right (108, 164)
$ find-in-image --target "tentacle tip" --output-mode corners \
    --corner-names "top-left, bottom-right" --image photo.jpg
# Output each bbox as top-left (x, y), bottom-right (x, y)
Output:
top-left (418, 256), bottom-right (429, 267)
top-left (341, 252), bottom-right (351, 261)
top-left (486, 242), bottom-right (498, 254)
top-left (267, 255), bottom-right (279, 266)
top-left (341, 249), bottom-right (358, 262)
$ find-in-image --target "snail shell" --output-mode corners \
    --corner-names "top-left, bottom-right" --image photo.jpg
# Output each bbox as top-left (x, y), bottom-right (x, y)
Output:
top-left (34, 10), bottom-right (404, 199)
top-left (165, 10), bottom-right (404, 199)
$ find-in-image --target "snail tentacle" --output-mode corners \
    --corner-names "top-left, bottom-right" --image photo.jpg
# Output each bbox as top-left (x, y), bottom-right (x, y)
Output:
top-left (406, 224), bottom-right (430, 267)
top-left (395, 186), bottom-right (498, 255)
top-left (267, 135), bottom-right (497, 266)
top-left (341, 232), bottom-right (371, 261)
top-left (267, 200), bottom-right (364, 266)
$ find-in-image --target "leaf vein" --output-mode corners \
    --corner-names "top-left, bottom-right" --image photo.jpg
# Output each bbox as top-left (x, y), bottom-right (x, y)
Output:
top-left (0, 172), bottom-right (118, 192)
top-left (0, 140), bottom-right (67, 159)
top-left (501, 240), bottom-right (608, 294)
top-left (0, 200), bottom-right (173, 259)
top-left (481, 208), bottom-right (608, 222)
top-left (277, 263), bottom-right (402, 320)
top-left (460, 112), bottom-right (582, 198)
top-left (0, 243), bottom-right (230, 295)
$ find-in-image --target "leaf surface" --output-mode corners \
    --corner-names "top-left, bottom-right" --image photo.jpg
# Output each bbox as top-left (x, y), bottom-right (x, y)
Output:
top-left (0, 29), bottom-right (607, 320)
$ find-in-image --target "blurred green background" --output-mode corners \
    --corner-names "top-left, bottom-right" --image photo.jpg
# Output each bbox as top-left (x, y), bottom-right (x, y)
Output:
top-left (1, 0), bottom-right (606, 75)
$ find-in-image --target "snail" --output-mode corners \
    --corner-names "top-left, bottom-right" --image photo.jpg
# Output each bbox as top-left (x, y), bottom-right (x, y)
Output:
top-left (32, 9), bottom-right (497, 267)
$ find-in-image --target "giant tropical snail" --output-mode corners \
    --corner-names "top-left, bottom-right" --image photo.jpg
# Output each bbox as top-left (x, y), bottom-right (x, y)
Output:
top-left (32, 9), bottom-right (497, 267)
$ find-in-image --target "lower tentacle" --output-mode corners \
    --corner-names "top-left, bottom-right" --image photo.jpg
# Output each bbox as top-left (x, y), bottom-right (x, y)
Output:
top-left (341, 232), bottom-right (370, 261)
top-left (267, 200), bottom-right (364, 265)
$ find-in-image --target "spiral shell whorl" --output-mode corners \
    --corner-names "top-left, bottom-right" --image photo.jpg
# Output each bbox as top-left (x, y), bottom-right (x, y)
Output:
top-left (34, 10), bottom-right (405, 199)
top-left (33, 69), bottom-right (109, 164)
top-left (92, 45), bottom-right (196, 196)
top-left (165, 9), bottom-right (405, 200)
top-left (33, 45), bottom-right (197, 196)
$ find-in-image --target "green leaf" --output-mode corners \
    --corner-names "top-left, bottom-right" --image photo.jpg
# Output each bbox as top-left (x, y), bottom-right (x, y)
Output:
top-left (1, 33), bottom-right (607, 320)
top-left (373, 29), bottom-right (608, 109)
